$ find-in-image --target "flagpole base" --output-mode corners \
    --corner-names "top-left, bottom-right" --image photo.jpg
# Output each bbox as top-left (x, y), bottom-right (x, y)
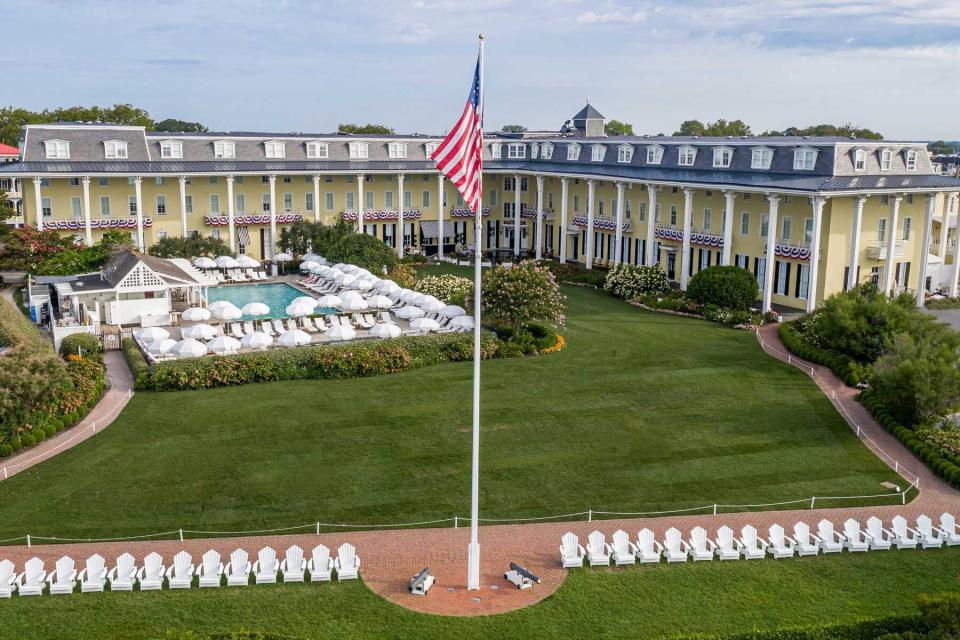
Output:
top-left (467, 541), bottom-right (480, 590)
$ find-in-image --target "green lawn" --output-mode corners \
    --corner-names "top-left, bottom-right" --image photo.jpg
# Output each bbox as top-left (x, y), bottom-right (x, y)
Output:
top-left (0, 274), bottom-right (903, 540)
top-left (2, 548), bottom-right (958, 639)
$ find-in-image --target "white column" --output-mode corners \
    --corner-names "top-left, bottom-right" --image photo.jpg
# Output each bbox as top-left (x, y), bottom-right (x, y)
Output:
top-left (585, 179), bottom-right (596, 269)
top-left (646, 184), bottom-right (658, 265)
top-left (721, 190), bottom-right (735, 265)
top-left (848, 195), bottom-right (866, 290)
top-left (535, 174), bottom-right (545, 261)
top-left (312, 175), bottom-right (321, 224)
top-left (951, 210), bottom-right (960, 297)
top-left (397, 173), bottom-right (405, 259)
top-left (437, 173), bottom-right (446, 259)
top-left (939, 193), bottom-right (955, 259)
top-left (559, 177), bottom-right (569, 264)
top-left (226, 175), bottom-right (236, 253)
top-left (918, 193), bottom-right (939, 307)
top-left (614, 182), bottom-right (625, 266)
top-left (513, 174), bottom-right (521, 257)
top-left (883, 194), bottom-right (902, 296)
top-left (81, 177), bottom-right (92, 246)
top-left (806, 196), bottom-right (827, 313)
top-left (762, 194), bottom-right (781, 313)
top-left (680, 187), bottom-right (694, 289)
top-left (32, 177), bottom-right (43, 231)
top-left (356, 174), bottom-right (365, 233)
top-left (268, 174), bottom-right (277, 259)
top-left (178, 176), bottom-right (188, 237)
top-left (134, 176), bottom-right (144, 251)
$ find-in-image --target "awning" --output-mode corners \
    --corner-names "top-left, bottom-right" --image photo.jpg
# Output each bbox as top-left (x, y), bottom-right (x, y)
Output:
top-left (420, 220), bottom-right (454, 238)
top-left (237, 226), bottom-right (250, 246)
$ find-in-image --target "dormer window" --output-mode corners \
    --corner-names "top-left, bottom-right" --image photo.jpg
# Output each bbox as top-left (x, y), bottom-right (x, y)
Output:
top-left (678, 145), bottom-right (697, 166)
top-left (793, 147), bottom-right (818, 170)
top-left (530, 143), bottom-right (540, 159)
top-left (264, 140), bottom-right (285, 159)
top-left (388, 142), bottom-right (407, 159)
top-left (306, 141), bottom-right (328, 159)
top-left (507, 143), bottom-right (526, 159)
top-left (879, 148), bottom-right (893, 171)
top-left (104, 140), bottom-right (128, 159)
top-left (44, 139), bottom-right (70, 159)
top-left (425, 142), bottom-right (439, 157)
top-left (567, 143), bottom-right (581, 161)
top-left (617, 144), bottom-right (634, 163)
top-left (541, 142), bottom-right (554, 160)
top-left (214, 140), bottom-right (236, 159)
top-left (905, 148), bottom-right (918, 171)
top-left (160, 140), bottom-right (183, 159)
top-left (646, 145), bottom-right (664, 165)
top-left (853, 148), bottom-right (867, 172)
top-left (590, 144), bottom-right (606, 162)
top-left (348, 142), bottom-right (369, 159)
top-left (712, 146), bottom-right (733, 168)
top-left (751, 146), bottom-right (773, 170)
top-left (490, 143), bottom-right (502, 159)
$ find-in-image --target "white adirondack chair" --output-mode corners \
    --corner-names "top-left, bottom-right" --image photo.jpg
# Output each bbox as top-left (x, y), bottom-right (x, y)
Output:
top-left (843, 519), bottom-right (870, 552)
top-left (559, 532), bottom-right (585, 568)
top-left (737, 525), bottom-right (768, 560)
top-left (197, 550), bottom-right (224, 588)
top-left (914, 515), bottom-right (943, 549)
top-left (817, 520), bottom-right (845, 553)
top-left (166, 551), bottom-right (194, 589)
top-left (79, 554), bottom-right (108, 593)
top-left (334, 543), bottom-right (360, 580)
top-left (611, 530), bottom-right (637, 565)
top-left (887, 515), bottom-right (920, 549)
top-left (109, 553), bottom-right (137, 592)
top-left (793, 522), bottom-right (820, 557)
top-left (585, 530), bottom-right (611, 566)
top-left (663, 527), bottom-right (688, 563)
top-left (308, 544), bottom-right (333, 582)
top-left (47, 556), bottom-right (78, 595)
top-left (281, 545), bottom-right (306, 583)
top-left (715, 526), bottom-right (740, 560)
top-left (138, 552), bottom-right (166, 591)
top-left (767, 524), bottom-right (795, 559)
top-left (864, 517), bottom-right (893, 551)
top-left (0, 560), bottom-right (16, 598)
top-left (636, 528), bottom-right (662, 564)
top-left (254, 546), bottom-right (279, 584)
top-left (17, 557), bottom-right (46, 596)
top-left (688, 526), bottom-right (715, 561)
top-left (938, 513), bottom-right (960, 546)
top-left (225, 549), bottom-right (251, 587)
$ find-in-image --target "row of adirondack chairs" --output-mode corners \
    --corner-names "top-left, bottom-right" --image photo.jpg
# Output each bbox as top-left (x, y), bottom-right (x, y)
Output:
top-left (0, 543), bottom-right (360, 598)
top-left (559, 513), bottom-right (960, 568)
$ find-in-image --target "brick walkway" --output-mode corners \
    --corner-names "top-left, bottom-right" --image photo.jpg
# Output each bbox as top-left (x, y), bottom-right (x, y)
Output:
top-left (0, 324), bottom-right (955, 616)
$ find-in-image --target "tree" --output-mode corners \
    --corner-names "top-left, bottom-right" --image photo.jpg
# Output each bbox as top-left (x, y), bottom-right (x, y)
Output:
top-left (604, 120), bottom-right (634, 136)
top-left (500, 124), bottom-right (527, 133)
top-left (480, 261), bottom-right (565, 333)
top-left (674, 119), bottom-right (705, 136)
top-left (279, 220), bottom-right (353, 257)
top-left (808, 284), bottom-right (915, 363)
top-left (674, 118), bottom-right (751, 137)
top-left (0, 192), bottom-right (15, 224)
top-left (147, 235), bottom-right (232, 259)
top-left (686, 266), bottom-right (759, 311)
top-left (155, 118), bottom-right (208, 133)
top-left (763, 123), bottom-right (883, 139)
top-left (929, 140), bottom-right (958, 155)
top-left (0, 106), bottom-right (47, 146)
top-left (326, 232), bottom-right (397, 273)
top-left (337, 123), bottom-right (395, 135)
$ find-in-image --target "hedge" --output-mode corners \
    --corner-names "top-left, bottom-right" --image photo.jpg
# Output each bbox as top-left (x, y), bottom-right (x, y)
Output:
top-left (778, 322), bottom-right (867, 386)
top-left (122, 337), bottom-right (151, 388)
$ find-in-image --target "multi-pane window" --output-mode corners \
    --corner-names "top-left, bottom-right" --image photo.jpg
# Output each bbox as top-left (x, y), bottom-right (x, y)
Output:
top-left (185, 195), bottom-right (193, 213)
top-left (751, 147), bottom-right (772, 169)
top-left (128, 196), bottom-right (137, 215)
top-left (348, 142), bottom-right (369, 159)
top-left (877, 218), bottom-right (887, 243)
top-left (507, 143), bottom-right (526, 159)
top-left (903, 217), bottom-right (912, 241)
top-left (385, 191), bottom-right (394, 209)
top-left (214, 140), bottom-right (236, 158)
top-left (794, 148), bottom-right (817, 170)
top-left (264, 141), bottom-right (285, 159)
top-left (305, 192), bottom-right (314, 211)
top-left (425, 142), bottom-right (439, 157)
top-left (160, 140), bottom-right (183, 159)
top-left (422, 191), bottom-right (430, 208)
top-left (71, 196), bottom-right (82, 219)
top-left (669, 205), bottom-right (678, 226)
top-left (541, 143), bottom-right (554, 159)
top-left (326, 193), bottom-right (334, 210)
top-left (100, 196), bottom-right (111, 217)
top-left (41, 197), bottom-right (52, 217)
top-left (491, 143), bottom-right (502, 159)
top-left (567, 144), bottom-right (581, 161)
top-left (703, 208), bottom-right (712, 230)
top-left (760, 213), bottom-right (769, 238)
top-left (98, 178), bottom-right (109, 186)
top-left (678, 146), bottom-right (697, 166)
top-left (804, 218), bottom-right (814, 245)
top-left (591, 145), bottom-right (606, 161)
top-left (209, 176), bottom-right (218, 184)
top-left (740, 212), bottom-right (750, 236)
top-left (617, 145), bottom-right (633, 163)
top-left (388, 142), bottom-right (407, 159)
top-left (156, 195), bottom-right (166, 215)
top-left (262, 193), bottom-right (271, 212)
top-left (712, 147), bottom-right (733, 168)
top-left (879, 149), bottom-right (893, 171)
top-left (854, 148), bottom-right (866, 171)
top-left (210, 194), bottom-right (220, 213)
top-left (646, 145), bottom-right (663, 164)
top-left (44, 140), bottom-right (70, 159)
top-left (283, 193), bottom-right (293, 211)
top-left (365, 191), bottom-right (374, 209)
top-left (404, 191), bottom-right (412, 209)
top-left (306, 142), bottom-right (328, 159)
top-left (905, 149), bottom-right (918, 171)
top-left (781, 216), bottom-right (791, 241)
top-left (235, 193), bottom-right (244, 213)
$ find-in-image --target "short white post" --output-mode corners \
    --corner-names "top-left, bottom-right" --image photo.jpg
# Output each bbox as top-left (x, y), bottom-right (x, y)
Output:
top-left (26, 535), bottom-right (31, 548)
top-left (179, 528), bottom-right (184, 542)
top-left (895, 461), bottom-right (899, 473)
top-left (713, 504), bottom-right (717, 516)
top-left (454, 516), bottom-right (458, 529)
top-left (588, 509), bottom-right (592, 522)
top-left (856, 426), bottom-right (861, 436)
top-left (128, 389), bottom-right (132, 399)
top-left (810, 496), bottom-right (816, 509)
top-left (902, 491), bottom-right (907, 505)
top-left (316, 522), bottom-right (320, 535)
top-left (92, 421), bottom-right (96, 433)
top-left (2, 467), bottom-right (6, 479)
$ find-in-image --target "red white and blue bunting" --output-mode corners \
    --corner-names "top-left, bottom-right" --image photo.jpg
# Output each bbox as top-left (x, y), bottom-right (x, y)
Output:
top-left (772, 244), bottom-right (812, 260)
top-left (519, 206), bottom-right (555, 219)
top-left (654, 227), bottom-right (724, 248)
top-left (45, 218), bottom-right (153, 230)
top-left (572, 215), bottom-right (630, 232)
top-left (205, 214), bottom-right (302, 227)
top-left (449, 208), bottom-right (491, 218)
top-left (341, 210), bottom-right (423, 221)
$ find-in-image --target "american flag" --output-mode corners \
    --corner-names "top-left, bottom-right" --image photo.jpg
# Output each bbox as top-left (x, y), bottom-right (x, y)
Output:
top-left (431, 57), bottom-right (483, 214)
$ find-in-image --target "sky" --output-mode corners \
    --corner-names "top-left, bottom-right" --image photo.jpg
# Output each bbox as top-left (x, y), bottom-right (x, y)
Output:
top-left (4, 0), bottom-right (960, 139)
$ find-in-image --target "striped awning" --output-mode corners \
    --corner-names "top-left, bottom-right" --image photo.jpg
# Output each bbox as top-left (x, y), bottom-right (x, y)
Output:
top-left (237, 226), bottom-right (250, 247)
top-left (420, 220), bottom-right (454, 238)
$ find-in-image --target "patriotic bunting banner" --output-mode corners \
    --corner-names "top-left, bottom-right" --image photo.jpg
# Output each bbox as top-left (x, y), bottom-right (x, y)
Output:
top-left (204, 214), bottom-right (302, 227)
top-left (654, 227), bottom-right (724, 248)
top-left (340, 210), bottom-right (423, 222)
top-left (772, 244), bottom-right (812, 260)
top-left (449, 207), bottom-right (491, 218)
top-left (519, 206), bottom-right (555, 219)
top-left (45, 218), bottom-right (152, 230)
top-left (572, 215), bottom-right (630, 232)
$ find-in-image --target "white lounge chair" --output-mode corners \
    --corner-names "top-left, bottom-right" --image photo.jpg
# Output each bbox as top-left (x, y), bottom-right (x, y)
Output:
top-left (138, 552), bottom-right (165, 591)
top-left (663, 527), bottom-right (688, 563)
top-left (767, 524), bottom-right (795, 559)
top-left (272, 319), bottom-right (286, 335)
top-left (559, 532), bottom-right (585, 568)
top-left (17, 558), bottom-right (46, 596)
top-left (915, 515), bottom-right (944, 549)
top-left (308, 544), bottom-right (333, 582)
top-left (281, 545), bottom-right (306, 583)
top-left (225, 549), bottom-right (251, 586)
top-left (234, 270), bottom-right (248, 282)
top-left (843, 519), bottom-right (870, 552)
top-left (864, 516), bottom-right (893, 550)
top-left (166, 551), bottom-right (194, 589)
top-left (714, 526), bottom-right (740, 560)
top-left (817, 520), bottom-right (845, 553)
top-left (938, 513), bottom-right (960, 546)
top-left (79, 554), bottom-right (107, 593)
top-left (585, 530), bottom-right (611, 566)
top-left (47, 556), bottom-right (77, 595)
top-left (0, 560), bottom-right (15, 598)
top-left (793, 522), bottom-right (820, 557)
top-left (611, 530), bottom-right (637, 565)
top-left (737, 525), bottom-right (768, 560)
top-left (888, 515), bottom-right (920, 549)
top-left (109, 553), bottom-right (137, 592)
top-left (636, 528), bottom-right (662, 564)
top-left (230, 323), bottom-right (245, 339)
top-left (255, 320), bottom-right (272, 336)
top-left (300, 317), bottom-right (319, 333)
top-left (285, 318), bottom-right (299, 333)
top-left (198, 550), bottom-right (224, 588)
top-left (214, 272), bottom-right (226, 284)
top-left (688, 526), bottom-right (715, 561)
top-left (253, 546), bottom-right (279, 584)
top-left (334, 543), bottom-right (360, 580)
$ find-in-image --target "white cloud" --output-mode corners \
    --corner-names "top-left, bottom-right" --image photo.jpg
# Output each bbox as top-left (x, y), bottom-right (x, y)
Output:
top-left (576, 8), bottom-right (647, 25)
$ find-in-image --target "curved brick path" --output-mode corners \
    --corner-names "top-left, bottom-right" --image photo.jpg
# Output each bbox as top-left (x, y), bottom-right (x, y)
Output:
top-left (0, 323), bottom-right (955, 617)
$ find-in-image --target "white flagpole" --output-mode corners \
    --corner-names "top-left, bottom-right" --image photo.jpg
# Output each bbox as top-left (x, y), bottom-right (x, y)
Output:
top-left (467, 33), bottom-right (484, 592)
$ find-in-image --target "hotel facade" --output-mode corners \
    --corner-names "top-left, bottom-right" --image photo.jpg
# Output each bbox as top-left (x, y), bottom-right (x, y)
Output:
top-left (3, 105), bottom-right (960, 313)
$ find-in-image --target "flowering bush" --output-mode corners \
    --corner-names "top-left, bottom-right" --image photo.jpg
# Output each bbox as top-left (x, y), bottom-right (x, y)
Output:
top-left (604, 264), bottom-right (670, 300)
top-left (479, 261), bottom-right (566, 332)
top-left (541, 333), bottom-right (566, 354)
top-left (918, 426), bottom-right (960, 459)
top-left (415, 274), bottom-right (473, 304)
top-left (387, 263), bottom-right (417, 288)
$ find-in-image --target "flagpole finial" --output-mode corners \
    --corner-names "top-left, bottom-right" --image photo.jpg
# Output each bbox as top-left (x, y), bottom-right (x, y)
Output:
top-left (479, 33), bottom-right (485, 40)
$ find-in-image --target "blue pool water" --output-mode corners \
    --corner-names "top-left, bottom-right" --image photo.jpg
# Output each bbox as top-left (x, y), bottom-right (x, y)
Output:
top-left (207, 283), bottom-right (336, 321)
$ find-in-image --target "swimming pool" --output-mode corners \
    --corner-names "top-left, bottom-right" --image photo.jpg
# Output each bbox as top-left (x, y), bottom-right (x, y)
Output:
top-left (207, 283), bottom-right (336, 321)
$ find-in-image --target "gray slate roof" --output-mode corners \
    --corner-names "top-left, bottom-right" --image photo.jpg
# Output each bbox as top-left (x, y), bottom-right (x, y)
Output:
top-left (572, 104), bottom-right (605, 120)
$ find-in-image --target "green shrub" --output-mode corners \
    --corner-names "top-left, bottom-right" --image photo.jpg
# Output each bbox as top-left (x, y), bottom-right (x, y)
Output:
top-left (541, 261), bottom-right (608, 287)
top-left (20, 434), bottom-right (35, 448)
top-left (59, 333), bottom-right (103, 357)
top-left (604, 263), bottom-right (671, 300)
top-left (148, 235), bottom-right (232, 259)
top-left (480, 261), bottom-right (566, 333)
top-left (32, 430), bottom-right (46, 443)
top-left (687, 265), bottom-right (759, 311)
top-left (327, 232), bottom-right (397, 273)
top-left (400, 254), bottom-right (428, 265)
top-left (122, 338), bottom-right (151, 389)
top-left (0, 444), bottom-right (11, 457)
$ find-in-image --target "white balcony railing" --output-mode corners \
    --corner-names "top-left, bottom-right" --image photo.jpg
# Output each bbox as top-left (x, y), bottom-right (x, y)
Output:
top-left (866, 241), bottom-right (904, 260)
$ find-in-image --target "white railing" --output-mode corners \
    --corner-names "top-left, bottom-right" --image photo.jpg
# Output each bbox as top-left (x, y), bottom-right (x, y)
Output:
top-left (866, 241), bottom-right (904, 260)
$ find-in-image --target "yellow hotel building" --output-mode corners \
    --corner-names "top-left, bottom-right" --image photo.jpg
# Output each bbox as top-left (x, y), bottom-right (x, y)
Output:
top-left (3, 104), bottom-right (960, 314)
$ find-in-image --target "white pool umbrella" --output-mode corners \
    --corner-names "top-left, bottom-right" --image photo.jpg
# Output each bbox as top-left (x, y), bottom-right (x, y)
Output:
top-left (215, 255), bottom-right (239, 269)
top-left (236, 255), bottom-right (260, 268)
top-left (273, 252), bottom-right (293, 262)
top-left (292, 296), bottom-right (317, 306)
top-left (193, 256), bottom-right (217, 269)
top-left (450, 315), bottom-right (475, 329)
top-left (400, 289), bottom-right (420, 303)
top-left (420, 298), bottom-right (445, 314)
top-left (212, 304), bottom-right (242, 321)
top-left (315, 294), bottom-right (342, 308)
top-left (351, 279), bottom-right (374, 291)
top-left (182, 323), bottom-right (217, 340)
top-left (137, 326), bottom-right (170, 342)
top-left (339, 264), bottom-right (358, 273)
top-left (241, 302), bottom-right (270, 316)
top-left (146, 338), bottom-right (177, 355)
top-left (367, 277), bottom-right (384, 288)
top-left (395, 305), bottom-right (425, 320)
top-left (337, 273), bottom-right (358, 287)
top-left (340, 289), bottom-right (363, 300)
top-left (378, 280), bottom-right (400, 294)
top-left (354, 268), bottom-right (372, 278)
top-left (311, 264), bottom-right (331, 275)
top-left (286, 299), bottom-right (318, 317)
top-left (410, 318), bottom-right (441, 332)
top-left (371, 323), bottom-right (401, 339)
top-left (332, 263), bottom-right (349, 271)
top-left (172, 338), bottom-right (208, 358)
top-left (324, 268), bottom-right (344, 281)
top-left (339, 297), bottom-right (369, 312)
top-left (300, 260), bottom-right (319, 271)
top-left (326, 324), bottom-right (356, 341)
top-left (181, 306), bottom-right (211, 322)
top-left (368, 295), bottom-right (394, 309)
top-left (208, 300), bottom-right (235, 314)
top-left (303, 252), bottom-right (321, 262)
top-left (208, 335), bottom-right (241, 354)
top-left (278, 329), bottom-right (311, 347)
top-left (241, 331), bottom-right (273, 350)
top-left (439, 305), bottom-right (467, 318)
top-left (409, 293), bottom-right (427, 306)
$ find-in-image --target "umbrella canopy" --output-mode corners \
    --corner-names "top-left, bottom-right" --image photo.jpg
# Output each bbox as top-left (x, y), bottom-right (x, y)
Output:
top-left (241, 331), bottom-right (273, 350)
top-left (335, 263), bottom-right (354, 272)
top-left (438, 305), bottom-right (467, 318)
top-left (241, 302), bottom-right (270, 316)
top-left (339, 289), bottom-right (363, 300)
top-left (419, 298), bottom-right (445, 314)
top-left (323, 268), bottom-right (344, 281)
top-left (181, 306), bottom-right (211, 322)
top-left (368, 295), bottom-right (394, 309)
top-left (273, 252), bottom-right (293, 262)
top-left (236, 255), bottom-right (260, 268)
top-left (378, 280), bottom-right (400, 294)
top-left (278, 329), bottom-right (312, 347)
top-left (182, 323), bottom-right (217, 340)
top-left (337, 273), bottom-right (358, 287)
top-left (367, 277), bottom-right (384, 288)
top-left (286, 299), bottom-right (318, 317)
top-left (208, 300), bottom-right (235, 314)
top-left (193, 256), bottom-right (217, 269)
top-left (137, 326), bottom-right (170, 342)
top-left (146, 338), bottom-right (177, 355)
top-left (450, 315), bottom-right (475, 329)
top-left (354, 268), bottom-right (373, 278)
top-left (348, 278), bottom-right (373, 291)
top-left (292, 295), bottom-right (318, 306)
top-left (315, 294), bottom-right (342, 308)
top-left (339, 296), bottom-right (369, 311)
top-left (410, 318), bottom-right (441, 332)
top-left (303, 252), bottom-right (321, 262)
top-left (371, 322), bottom-right (401, 339)
top-left (208, 335), bottom-right (241, 354)
top-left (326, 324), bottom-right (356, 341)
top-left (395, 305), bottom-right (425, 320)
top-left (399, 289), bottom-right (420, 303)
top-left (311, 264), bottom-right (331, 275)
top-left (299, 260), bottom-right (319, 271)
top-left (172, 338), bottom-right (208, 358)
top-left (215, 255), bottom-right (239, 269)
top-left (212, 304), bottom-right (242, 321)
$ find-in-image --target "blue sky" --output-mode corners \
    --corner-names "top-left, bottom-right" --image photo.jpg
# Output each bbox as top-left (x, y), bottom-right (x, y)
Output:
top-left (5, 0), bottom-right (960, 139)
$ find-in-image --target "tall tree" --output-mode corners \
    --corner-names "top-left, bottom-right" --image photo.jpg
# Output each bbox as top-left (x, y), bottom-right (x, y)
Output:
top-left (155, 118), bottom-right (208, 133)
top-left (928, 140), bottom-right (958, 155)
top-left (763, 123), bottom-right (883, 139)
top-left (674, 119), bottom-right (706, 136)
top-left (0, 192), bottom-right (15, 225)
top-left (674, 118), bottom-right (751, 137)
top-left (604, 119), bottom-right (634, 136)
top-left (338, 123), bottom-right (395, 134)
top-left (500, 124), bottom-right (527, 133)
